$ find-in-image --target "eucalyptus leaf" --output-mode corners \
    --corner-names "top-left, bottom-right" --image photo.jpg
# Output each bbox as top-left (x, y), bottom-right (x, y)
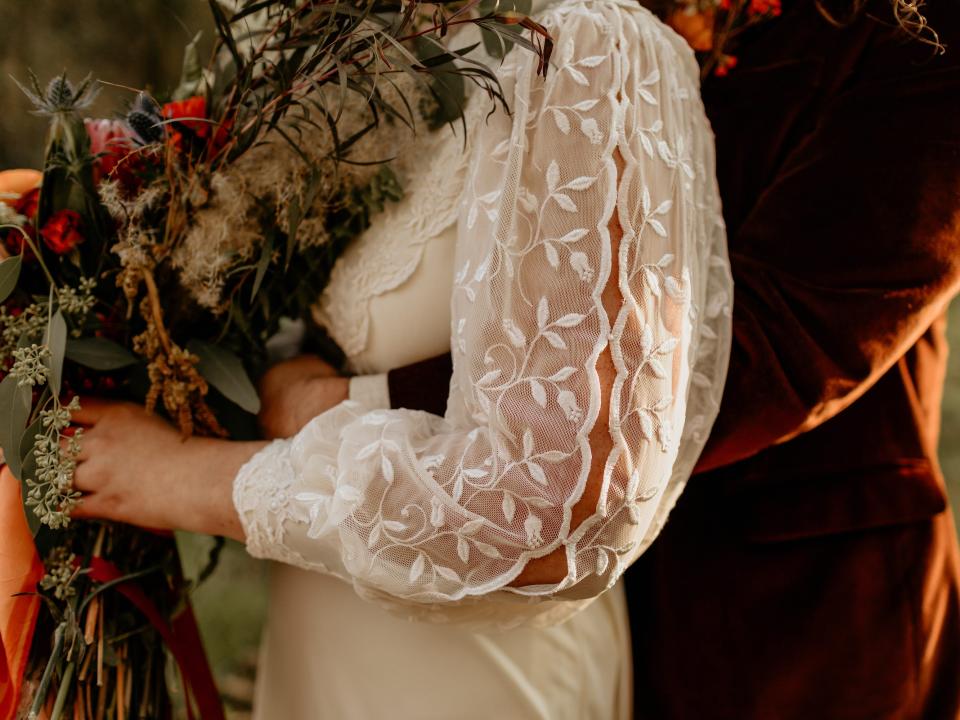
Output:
top-left (188, 339), bottom-right (261, 414)
top-left (65, 338), bottom-right (138, 371)
top-left (172, 32), bottom-right (206, 101)
top-left (250, 234), bottom-right (274, 303)
top-left (0, 375), bottom-right (31, 480)
top-left (17, 432), bottom-right (40, 537)
top-left (0, 255), bottom-right (22, 303)
top-left (44, 310), bottom-right (67, 395)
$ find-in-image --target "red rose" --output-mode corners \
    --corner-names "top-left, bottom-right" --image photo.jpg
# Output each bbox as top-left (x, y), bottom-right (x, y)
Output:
top-left (40, 210), bottom-right (84, 255)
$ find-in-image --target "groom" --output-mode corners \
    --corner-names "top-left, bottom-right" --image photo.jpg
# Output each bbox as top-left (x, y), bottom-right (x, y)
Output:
top-left (368, 0), bottom-right (960, 717)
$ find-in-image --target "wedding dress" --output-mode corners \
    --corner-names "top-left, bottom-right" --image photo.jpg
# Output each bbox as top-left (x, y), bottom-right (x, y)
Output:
top-left (234, 0), bottom-right (732, 715)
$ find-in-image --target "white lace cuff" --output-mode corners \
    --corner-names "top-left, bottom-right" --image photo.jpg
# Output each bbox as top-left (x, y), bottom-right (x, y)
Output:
top-left (233, 438), bottom-right (298, 560)
top-left (348, 373), bottom-right (390, 411)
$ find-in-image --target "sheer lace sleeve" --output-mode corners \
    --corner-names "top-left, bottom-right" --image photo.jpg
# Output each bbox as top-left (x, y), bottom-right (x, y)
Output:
top-left (234, 0), bottom-right (731, 617)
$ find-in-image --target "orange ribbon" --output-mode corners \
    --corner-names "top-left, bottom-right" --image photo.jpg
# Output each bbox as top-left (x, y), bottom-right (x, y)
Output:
top-left (0, 467), bottom-right (44, 720)
top-left (0, 169), bottom-right (44, 720)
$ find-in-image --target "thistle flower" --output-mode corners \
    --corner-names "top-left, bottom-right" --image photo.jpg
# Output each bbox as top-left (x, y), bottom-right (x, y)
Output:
top-left (14, 71), bottom-right (100, 117)
top-left (126, 92), bottom-right (165, 145)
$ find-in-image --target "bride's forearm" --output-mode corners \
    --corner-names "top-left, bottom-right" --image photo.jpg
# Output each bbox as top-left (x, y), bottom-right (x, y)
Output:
top-left (178, 438), bottom-right (269, 541)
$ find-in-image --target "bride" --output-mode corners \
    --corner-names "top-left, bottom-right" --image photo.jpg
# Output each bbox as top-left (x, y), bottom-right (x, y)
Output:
top-left (70, 0), bottom-right (731, 716)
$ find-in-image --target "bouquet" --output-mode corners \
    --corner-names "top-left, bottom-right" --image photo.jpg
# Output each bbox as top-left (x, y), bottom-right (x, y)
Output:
top-left (0, 1), bottom-right (551, 717)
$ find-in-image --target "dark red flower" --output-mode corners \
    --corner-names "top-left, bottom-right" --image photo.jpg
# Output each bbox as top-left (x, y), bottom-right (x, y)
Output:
top-left (714, 54), bottom-right (739, 77)
top-left (748, 0), bottom-right (781, 15)
top-left (14, 186), bottom-right (39, 220)
top-left (40, 210), bottom-right (84, 255)
top-left (85, 119), bottom-right (140, 188)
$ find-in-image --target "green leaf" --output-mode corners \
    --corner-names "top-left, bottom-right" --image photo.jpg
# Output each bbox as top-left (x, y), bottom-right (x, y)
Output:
top-left (173, 32), bottom-right (206, 101)
top-left (44, 310), bottom-right (67, 395)
top-left (0, 255), bottom-right (21, 303)
top-left (65, 338), bottom-right (138, 371)
top-left (18, 421), bottom-right (40, 537)
top-left (187, 339), bottom-right (261, 414)
top-left (0, 375), bottom-right (31, 480)
top-left (249, 234), bottom-right (274, 303)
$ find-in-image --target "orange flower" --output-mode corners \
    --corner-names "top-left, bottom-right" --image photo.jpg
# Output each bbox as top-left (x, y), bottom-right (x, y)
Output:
top-left (668, 8), bottom-right (716, 52)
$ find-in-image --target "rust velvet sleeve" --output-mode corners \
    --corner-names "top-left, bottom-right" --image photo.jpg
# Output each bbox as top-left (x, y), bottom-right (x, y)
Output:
top-left (695, 27), bottom-right (960, 472)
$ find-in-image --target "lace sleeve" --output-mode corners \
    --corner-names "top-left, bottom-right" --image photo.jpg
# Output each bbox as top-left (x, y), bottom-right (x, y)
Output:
top-left (234, 0), bottom-right (731, 615)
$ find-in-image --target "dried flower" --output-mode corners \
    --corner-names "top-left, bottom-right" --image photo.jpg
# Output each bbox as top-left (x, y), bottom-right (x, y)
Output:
top-left (14, 71), bottom-right (100, 117)
top-left (39, 548), bottom-right (78, 601)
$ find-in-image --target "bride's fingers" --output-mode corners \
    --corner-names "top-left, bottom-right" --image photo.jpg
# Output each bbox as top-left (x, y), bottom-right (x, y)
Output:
top-left (69, 396), bottom-right (113, 427)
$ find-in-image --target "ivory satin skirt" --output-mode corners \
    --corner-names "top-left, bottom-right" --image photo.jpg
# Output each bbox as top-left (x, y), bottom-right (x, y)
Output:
top-left (252, 564), bottom-right (632, 720)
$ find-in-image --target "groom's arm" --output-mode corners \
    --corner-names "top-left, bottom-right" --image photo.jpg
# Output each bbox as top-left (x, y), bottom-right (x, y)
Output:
top-left (386, 21), bottom-right (960, 476)
top-left (692, 24), bottom-right (960, 472)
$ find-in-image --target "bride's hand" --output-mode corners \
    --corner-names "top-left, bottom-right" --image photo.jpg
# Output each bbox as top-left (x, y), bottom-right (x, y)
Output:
top-left (71, 399), bottom-right (266, 540)
top-left (258, 355), bottom-right (348, 439)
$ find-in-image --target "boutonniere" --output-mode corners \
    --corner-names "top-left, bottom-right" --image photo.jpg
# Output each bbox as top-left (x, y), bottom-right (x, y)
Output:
top-left (666, 0), bottom-right (782, 78)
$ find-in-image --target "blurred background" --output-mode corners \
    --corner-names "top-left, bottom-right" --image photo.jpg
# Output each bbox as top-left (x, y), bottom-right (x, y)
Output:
top-left (2, 1), bottom-right (959, 718)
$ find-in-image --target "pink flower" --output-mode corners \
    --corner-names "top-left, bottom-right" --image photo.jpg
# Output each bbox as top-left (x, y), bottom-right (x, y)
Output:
top-left (85, 119), bottom-right (137, 186)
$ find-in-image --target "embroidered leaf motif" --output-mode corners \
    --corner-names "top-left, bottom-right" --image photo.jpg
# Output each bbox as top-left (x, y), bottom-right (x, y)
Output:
top-left (567, 67), bottom-right (589, 85)
top-left (546, 160), bottom-right (560, 192)
top-left (544, 241), bottom-right (559, 268)
top-left (665, 276), bottom-right (685, 301)
top-left (382, 456), bottom-right (394, 483)
top-left (474, 542), bottom-right (502, 559)
top-left (552, 108), bottom-right (571, 134)
top-left (531, 379), bottom-right (547, 408)
top-left (462, 518), bottom-right (485, 535)
top-left (554, 313), bottom-right (585, 328)
top-left (367, 523), bottom-right (382, 548)
top-left (543, 331), bottom-right (567, 349)
top-left (596, 550), bottom-right (609, 576)
top-left (435, 565), bottom-right (461, 583)
top-left (409, 553), bottom-right (425, 583)
top-left (549, 367), bottom-right (576, 382)
top-left (553, 193), bottom-right (577, 212)
top-left (457, 536), bottom-right (470, 563)
top-left (357, 441), bottom-right (379, 460)
top-left (528, 462), bottom-right (547, 485)
top-left (502, 493), bottom-right (516, 522)
top-left (558, 228), bottom-right (589, 243)
top-left (565, 176), bottom-right (597, 191)
top-left (537, 297), bottom-right (549, 330)
top-left (478, 369), bottom-right (502, 385)
top-left (579, 55), bottom-right (605, 67)
top-left (523, 428), bottom-right (534, 456)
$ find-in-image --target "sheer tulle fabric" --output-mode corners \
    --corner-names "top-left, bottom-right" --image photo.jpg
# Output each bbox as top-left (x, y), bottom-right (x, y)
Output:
top-left (235, 0), bottom-right (731, 624)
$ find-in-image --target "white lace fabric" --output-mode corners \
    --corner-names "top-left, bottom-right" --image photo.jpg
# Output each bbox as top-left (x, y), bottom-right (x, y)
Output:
top-left (235, 0), bottom-right (732, 623)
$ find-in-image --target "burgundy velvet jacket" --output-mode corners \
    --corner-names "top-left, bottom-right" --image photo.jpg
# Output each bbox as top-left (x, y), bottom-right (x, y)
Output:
top-left (384, 0), bottom-right (960, 715)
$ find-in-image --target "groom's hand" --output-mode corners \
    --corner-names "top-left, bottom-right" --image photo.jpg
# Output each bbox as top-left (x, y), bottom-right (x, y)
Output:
top-left (258, 355), bottom-right (349, 439)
